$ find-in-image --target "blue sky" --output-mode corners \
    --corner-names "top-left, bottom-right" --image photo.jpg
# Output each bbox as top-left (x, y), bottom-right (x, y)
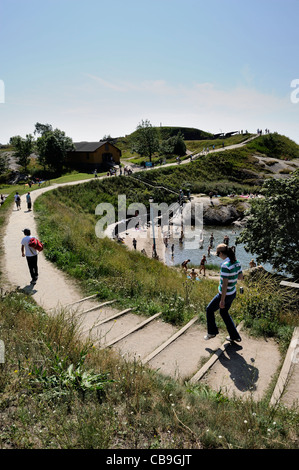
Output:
top-left (1, 0), bottom-right (299, 144)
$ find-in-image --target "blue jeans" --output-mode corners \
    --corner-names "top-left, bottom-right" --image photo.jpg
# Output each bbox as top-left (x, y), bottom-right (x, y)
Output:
top-left (206, 292), bottom-right (241, 340)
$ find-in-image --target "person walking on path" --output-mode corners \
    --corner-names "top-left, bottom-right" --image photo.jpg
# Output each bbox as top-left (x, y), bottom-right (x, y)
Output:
top-left (14, 192), bottom-right (21, 211)
top-left (133, 238), bottom-right (137, 250)
top-left (26, 192), bottom-right (32, 211)
top-left (21, 228), bottom-right (38, 284)
top-left (204, 243), bottom-right (243, 342)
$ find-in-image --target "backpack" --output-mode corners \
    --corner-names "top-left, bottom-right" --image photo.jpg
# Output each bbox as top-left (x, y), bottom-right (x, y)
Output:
top-left (28, 237), bottom-right (44, 252)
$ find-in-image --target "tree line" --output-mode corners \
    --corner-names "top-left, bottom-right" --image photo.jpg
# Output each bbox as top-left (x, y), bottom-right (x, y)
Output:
top-left (9, 123), bottom-right (74, 174)
top-left (7, 119), bottom-right (186, 174)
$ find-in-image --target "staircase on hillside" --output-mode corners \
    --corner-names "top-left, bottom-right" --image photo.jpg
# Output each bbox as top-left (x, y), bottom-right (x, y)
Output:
top-left (59, 294), bottom-right (298, 408)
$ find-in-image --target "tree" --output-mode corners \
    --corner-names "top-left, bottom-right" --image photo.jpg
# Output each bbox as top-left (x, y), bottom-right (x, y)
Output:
top-left (34, 122), bottom-right (53, 136)
top-left (237, 172), bottom-right (299, 278)
top-left (10, 134), bottom-right (34, 172)
top-left (131, 119), bottom-right (159, 162)
top-left (160, 132), bottom-right (186, 157)
top-left (35, 123), bottom-right (74, 172)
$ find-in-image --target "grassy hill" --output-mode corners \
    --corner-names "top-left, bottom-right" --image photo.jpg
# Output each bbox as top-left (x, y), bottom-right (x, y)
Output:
top-left (133, 147), bottom-right (266, 195)
top-left (117, 130), bottom-right (299, 169)
top-left (245, 133), bottom-right (299, 160)
top-left (127, 126), bottom-right (213, 141)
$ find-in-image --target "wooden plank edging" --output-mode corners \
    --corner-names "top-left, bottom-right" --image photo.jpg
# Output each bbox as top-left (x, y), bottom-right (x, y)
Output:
top-left (142, 316), bottom-right (198, 364)
top-left (104, 312), bottom-right (162, 348)
top-left (270, 326), bottom-right (299, 407)
top-left (189, 321), bottom-right (244, 384)
top-left (81, 308), bottom-right (132, 335)
top-left (77, 299), bottom-right (117, 316)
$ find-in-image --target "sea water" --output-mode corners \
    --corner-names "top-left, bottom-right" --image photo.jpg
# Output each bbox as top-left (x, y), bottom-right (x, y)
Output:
top-left (164, 225), bottom-right (273, 272)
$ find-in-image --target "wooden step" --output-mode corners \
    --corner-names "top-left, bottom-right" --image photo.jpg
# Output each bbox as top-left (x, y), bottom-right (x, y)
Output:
top-left (142, 316), bottom-right (198, 365)
top-left (113, 318), bottom-right (179, 361)
top-left (105, 312), bottom-right (162, 348)
top-left (144, 319), bottom-right (221, 381)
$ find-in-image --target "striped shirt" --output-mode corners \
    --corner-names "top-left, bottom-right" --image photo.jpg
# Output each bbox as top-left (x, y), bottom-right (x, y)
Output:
top-left (219, 257), bottom-right (242, 295)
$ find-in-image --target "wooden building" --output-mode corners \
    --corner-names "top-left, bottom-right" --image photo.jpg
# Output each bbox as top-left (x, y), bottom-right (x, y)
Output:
top-left (67, 141), bottom-right (121, 170)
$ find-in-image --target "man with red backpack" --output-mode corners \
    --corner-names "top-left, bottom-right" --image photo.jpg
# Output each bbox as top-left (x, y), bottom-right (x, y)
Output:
top-left (21, 228), bottom-right (43, 285)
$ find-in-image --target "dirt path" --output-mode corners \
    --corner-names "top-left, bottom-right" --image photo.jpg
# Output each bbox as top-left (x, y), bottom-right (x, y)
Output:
top-left (2, 179), bottom-right (99, 309)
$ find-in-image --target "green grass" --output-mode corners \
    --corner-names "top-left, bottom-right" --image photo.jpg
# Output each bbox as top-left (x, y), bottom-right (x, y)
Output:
top-left (184, 133), bottom-right (253, 154)
top-left (119, 131), bottom-right (254, 165)
top-left (246, 133), bottom-right (299, 160)
top-left (130, 147), bottom-right (264, 195)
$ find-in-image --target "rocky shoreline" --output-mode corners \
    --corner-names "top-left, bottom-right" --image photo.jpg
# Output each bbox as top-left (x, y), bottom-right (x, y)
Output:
top-left (190, 195), bottom-right (251, 226)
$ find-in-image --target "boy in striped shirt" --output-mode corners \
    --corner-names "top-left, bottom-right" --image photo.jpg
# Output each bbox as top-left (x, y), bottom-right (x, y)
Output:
top-left (204, 244), bottom-right (243, 342)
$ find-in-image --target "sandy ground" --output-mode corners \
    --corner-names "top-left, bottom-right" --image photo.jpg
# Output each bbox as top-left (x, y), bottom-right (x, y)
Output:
top-left (120, 223), bottom-right (166, 261)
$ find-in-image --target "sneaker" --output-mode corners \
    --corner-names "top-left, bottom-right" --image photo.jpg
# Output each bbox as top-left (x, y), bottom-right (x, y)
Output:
top-left (226, 336), bottom-right (241, 343)
top-left (204, 334), bottom-right (216, 340)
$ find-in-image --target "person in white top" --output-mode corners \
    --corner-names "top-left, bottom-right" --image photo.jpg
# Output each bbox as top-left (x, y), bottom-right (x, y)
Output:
top-left (21, 228), bottom-right (38, 284)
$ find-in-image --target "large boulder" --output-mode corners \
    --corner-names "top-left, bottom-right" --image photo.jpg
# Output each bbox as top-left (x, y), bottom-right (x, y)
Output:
top-left (202, 204), bottom-right (242, 225)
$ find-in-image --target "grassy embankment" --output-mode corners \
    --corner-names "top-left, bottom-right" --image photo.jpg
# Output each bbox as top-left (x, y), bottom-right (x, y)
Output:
top-left (131, 146), bottom-right (265, 196)
top-left (246, 133), bottom-right (299, 160)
